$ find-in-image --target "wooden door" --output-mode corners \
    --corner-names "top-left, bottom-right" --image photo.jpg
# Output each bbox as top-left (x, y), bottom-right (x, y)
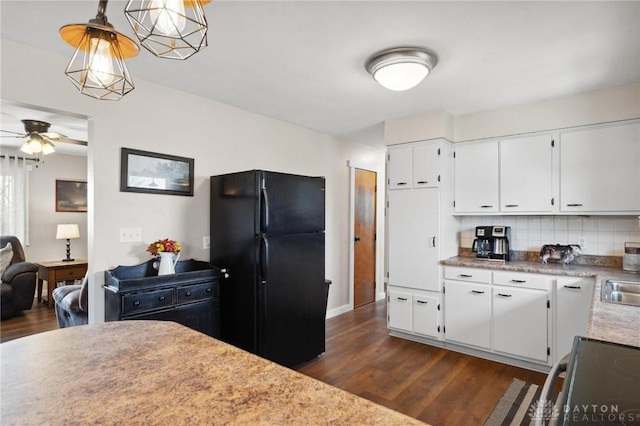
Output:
top-left (354, 168), bottom-right (376, 308)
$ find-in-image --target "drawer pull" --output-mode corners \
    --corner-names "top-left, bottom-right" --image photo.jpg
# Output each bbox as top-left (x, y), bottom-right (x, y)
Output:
top-left (397, 182), bottom-right (408, 186)
top-left (185, 291), bottom-right (192, 297)
top-left (206, 288), bottom-right (212, 293)
top-left (480, 205), bottom-right (493, 208)
top-left (417, 181), bottom-right (428, 184)
top-left (396, 297), bottom-right (408, 301)
top-left (504, 204), bottom-right (519, 208)
top-left (133, 301), bottom-right (140, 306)
top-left (563, 285), bottom-right (581, 290)
top-left (497, 293), bottom-right (512, 298)
top-left (416, 300), bottom-right (428, 304)
top-left (459, 274), bottom-right (472, 278)
top-left (510, 279), bottom-right (526, 283)
top-left (159, 296), bottom-right (166, 301)
top-left (566, 203), bottom-right (583, 207)
top-left (471, 290), bottom-right (485, 295)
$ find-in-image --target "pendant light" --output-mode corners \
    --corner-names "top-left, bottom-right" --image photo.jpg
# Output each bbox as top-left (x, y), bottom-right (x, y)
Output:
top-left (60, 0), bottom-right (139, 100)
top-left (366, 47), bottom-right (438, 91)
top-left (124, 0), bottom-right (210, 60)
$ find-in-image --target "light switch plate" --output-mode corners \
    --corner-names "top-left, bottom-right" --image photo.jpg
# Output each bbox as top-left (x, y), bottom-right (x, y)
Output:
top-left (203, 236), bottom-right (210, 250)
top-left (120, 227), bottom-right (143, 243)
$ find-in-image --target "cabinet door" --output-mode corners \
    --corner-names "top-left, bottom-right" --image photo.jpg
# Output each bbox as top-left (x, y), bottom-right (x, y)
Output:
top-left (492, 286), bottom-right (548, 362)
top-left (454, 141), bottom-right (499, 213)
top-left (388, 290), bottom-right (412, 331)
top-left (413, 294), bottom-right (439, 337)
top-left (388, 146), bottom-right (412, 189)
top-left (388, 188), bottom-right (440, 291)
top-left (555, 277), bottom-right (594, 360)
top-left (444, 281), bottom-right (491, 349)
top-left (413, 143), bottom-right (439, 188)
top-left (500, 134), bottom-right (554, 213)
top-left (175, 299), bottom-right (219, 338)
top-left (560, 122), bottom-right (640, 212)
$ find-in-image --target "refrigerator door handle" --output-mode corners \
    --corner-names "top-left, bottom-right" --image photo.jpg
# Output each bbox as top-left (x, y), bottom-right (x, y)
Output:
top-left (260, 236), bottom-right (269, 285)
top-left (261, 186), bottom-right (270, 232)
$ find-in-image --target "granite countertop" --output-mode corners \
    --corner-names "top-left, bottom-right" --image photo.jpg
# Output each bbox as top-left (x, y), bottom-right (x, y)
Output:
top-left (0, 321), bottom-right (425, 425)
top-left (441, 256), bottom-right (640, 348)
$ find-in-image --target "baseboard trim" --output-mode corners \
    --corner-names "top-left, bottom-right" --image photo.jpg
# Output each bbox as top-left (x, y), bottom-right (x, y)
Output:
top-left (327, 304), bottom-right (352, 319)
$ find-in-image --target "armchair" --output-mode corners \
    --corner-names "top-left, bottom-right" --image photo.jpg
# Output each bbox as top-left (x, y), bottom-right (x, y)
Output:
top-left (52, 273), bottom-right (88, 328)
top-left (1, 236), bottom-right (38, 320)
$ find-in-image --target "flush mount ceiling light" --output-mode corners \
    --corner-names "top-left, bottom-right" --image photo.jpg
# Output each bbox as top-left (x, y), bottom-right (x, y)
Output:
top-left (60, 0), bottom-right (139, 101)
top-left (366, 47), bottom-right (438, 91)
top-left (124, 0), bottom-right (210, 60)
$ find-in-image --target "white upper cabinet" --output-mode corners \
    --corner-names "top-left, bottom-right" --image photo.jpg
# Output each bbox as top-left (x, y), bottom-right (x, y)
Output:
top-left (412, 143), bottom-right (440, 188)
top-left (559, 122), bottom-right (640, 213)
top-left (454, 140), bottom-right (499, 213)
top-left (387, 145), bottom-right (412, 189)
top-left (500, 134), bottom-right (555, 213)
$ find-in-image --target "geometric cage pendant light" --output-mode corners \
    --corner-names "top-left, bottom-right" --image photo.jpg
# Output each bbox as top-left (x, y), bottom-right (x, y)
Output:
top-left (59, 0), bottom-right (140, 100)
top-left (124, 0), bottom-right (211, 60)
top-left (366, 47), bottom-right (438, 91)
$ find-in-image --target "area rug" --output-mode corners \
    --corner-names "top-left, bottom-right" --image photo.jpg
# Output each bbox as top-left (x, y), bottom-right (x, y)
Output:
top-left (484, 378), bottom-right (542, 426)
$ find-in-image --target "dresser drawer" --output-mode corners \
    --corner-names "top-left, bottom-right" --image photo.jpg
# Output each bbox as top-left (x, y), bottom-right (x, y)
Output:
top-left (492, 271), bottom-right (552, 291)
top-left (177, 282), bottom-right (217, 303)
top-left (444, 266), bottom-right (492, 284)
top-left (55, 267), bottom-right (86, 281)
top-left (122, 288), bottom-right (174, 315)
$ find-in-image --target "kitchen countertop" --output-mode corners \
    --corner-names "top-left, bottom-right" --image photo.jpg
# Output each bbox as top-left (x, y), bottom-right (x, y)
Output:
top-left (441, 256), bottom-right (640, 348)
top-left (0, 321), bottom-right (424, 425)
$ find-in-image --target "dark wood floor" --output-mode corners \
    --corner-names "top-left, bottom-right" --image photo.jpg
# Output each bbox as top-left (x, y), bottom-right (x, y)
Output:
top-left (2, 298), bottom-right (548, 425)
top-left (297, 299), bottom-right (548, 425)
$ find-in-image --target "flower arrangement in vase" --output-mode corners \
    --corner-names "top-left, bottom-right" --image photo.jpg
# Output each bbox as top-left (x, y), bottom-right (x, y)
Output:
top-left (147, 238), bottom-right (181, 275)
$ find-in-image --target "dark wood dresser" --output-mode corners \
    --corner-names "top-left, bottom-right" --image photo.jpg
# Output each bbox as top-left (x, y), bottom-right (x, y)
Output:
top-left (103, 259), bottom-right (221, 337)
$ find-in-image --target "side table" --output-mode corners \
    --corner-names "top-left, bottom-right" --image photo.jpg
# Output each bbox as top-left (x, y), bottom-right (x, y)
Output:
top-left (35, 260), bottom-right (88, 308)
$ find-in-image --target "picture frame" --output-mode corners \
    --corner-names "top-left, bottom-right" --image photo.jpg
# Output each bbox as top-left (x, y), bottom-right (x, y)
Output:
top-left (56, 180), bottom-right (88, 212)
top-left (120, 148), bottom-right (194, 196)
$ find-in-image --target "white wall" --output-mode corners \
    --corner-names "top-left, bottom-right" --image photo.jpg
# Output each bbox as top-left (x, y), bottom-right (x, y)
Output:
top-left (1, 39), bottom-right (386, 323)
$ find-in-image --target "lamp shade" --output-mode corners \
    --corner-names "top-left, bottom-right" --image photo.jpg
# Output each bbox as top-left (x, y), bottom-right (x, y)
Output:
top-left (56, 224), bottom-right (80, 240)
top-left (366, 47), bottom-right (438, 91)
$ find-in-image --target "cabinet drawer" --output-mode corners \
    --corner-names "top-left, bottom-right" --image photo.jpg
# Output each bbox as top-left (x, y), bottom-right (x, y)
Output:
top-left (177, 282), bottom-right (216, 303)
top-left (444, 266), bottom-right (492, 284)
top-left (122, 288), bottom-right (174, 315)
top-left (492, 271), bottom-right (551, 291)
top-left (55, 267), bottom-right (86, 281)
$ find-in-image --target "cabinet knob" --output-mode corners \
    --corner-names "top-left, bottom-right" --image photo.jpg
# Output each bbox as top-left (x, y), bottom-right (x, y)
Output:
top-left (133, 301), bottom-right (140, 306)
top-left (185, 292), bottom-right (192, 297)
top-left (159, 296), bottom-right (165, 301)
top-left (206, 288), bottom-right (212, 293)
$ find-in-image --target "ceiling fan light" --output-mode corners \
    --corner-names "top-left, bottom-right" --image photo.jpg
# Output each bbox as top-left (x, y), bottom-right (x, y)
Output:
top-left (125, 0), bottom-right (211, 60)
top-left (366, 47), bottom-right (438, 91)
top-left (20, 141), bottom-right (35, 155)
top-left (41, 140), bottom-right (56, 155)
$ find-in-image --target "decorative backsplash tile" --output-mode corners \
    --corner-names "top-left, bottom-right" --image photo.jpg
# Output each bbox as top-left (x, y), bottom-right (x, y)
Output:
top-left (459, 215), bottom-right (640, 256)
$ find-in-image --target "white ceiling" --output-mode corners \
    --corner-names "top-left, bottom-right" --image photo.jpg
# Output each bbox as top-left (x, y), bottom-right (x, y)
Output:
top-left (1, 1), bottom-right (639, 152)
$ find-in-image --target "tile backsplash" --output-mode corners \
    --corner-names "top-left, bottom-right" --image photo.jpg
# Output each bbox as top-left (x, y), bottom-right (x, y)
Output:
top-left (459, 215), bottom-right (640, 256)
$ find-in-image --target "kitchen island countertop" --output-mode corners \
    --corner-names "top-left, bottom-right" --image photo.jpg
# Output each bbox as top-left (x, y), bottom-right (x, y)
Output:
top-left (0, 321), bottom-right (425, 425)
top-left (441, 256), bottom-right (640, 348)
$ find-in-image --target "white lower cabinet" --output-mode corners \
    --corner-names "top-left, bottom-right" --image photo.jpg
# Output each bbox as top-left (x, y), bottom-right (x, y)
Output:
top-left (413, 294), bottom-right (440, 338)
top-left (555, 277), bottom-right (595, 361)
top-left (492, 286), bottom-right (549, 362)
top-left (388, 290), bottom-right (412, 331)
top-left (388, 287), bottom-right (441, 338)
top-left (444, 281), bottom-right (492, 349)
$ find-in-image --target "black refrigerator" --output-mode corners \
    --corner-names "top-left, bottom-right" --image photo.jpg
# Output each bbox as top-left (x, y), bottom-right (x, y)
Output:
top-left (210, 170), bottom-right (326, 367)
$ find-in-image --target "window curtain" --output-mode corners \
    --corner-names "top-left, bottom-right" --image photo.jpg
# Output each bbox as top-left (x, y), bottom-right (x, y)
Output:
top-left (0, 156), bottom-right (30, 244)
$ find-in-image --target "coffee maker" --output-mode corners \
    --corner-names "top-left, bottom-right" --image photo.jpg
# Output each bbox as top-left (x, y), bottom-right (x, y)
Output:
top-left (472, 226), bottom-right (511, 262)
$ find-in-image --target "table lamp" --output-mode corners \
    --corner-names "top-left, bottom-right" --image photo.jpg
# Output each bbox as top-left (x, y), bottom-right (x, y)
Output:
top-left (56, 224), bottom-right (80, 262)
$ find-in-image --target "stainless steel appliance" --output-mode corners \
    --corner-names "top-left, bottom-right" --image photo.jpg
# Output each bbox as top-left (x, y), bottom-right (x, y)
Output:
top-left (471, 226), bottom-right (511, 261)
top-left (210, 170), bottom-right (327, 367)
top-left (537, 336), bottom-right (640, 426)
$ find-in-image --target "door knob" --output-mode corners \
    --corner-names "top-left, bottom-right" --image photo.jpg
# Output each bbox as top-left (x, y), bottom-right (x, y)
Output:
top-left (354, 236), bottom-right (361, 242)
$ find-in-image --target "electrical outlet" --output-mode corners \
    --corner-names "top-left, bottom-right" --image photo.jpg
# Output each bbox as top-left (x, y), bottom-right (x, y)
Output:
top-left (203, 236), bottom-right (211, 250)
top-left (120, 227), bottom-right (143, 243)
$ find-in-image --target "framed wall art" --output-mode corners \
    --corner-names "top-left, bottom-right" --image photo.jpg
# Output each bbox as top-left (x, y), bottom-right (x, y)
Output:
top-left (120, 148), bottom-right (194, 196)
top-left (56, 180), bottom-right (88, 212)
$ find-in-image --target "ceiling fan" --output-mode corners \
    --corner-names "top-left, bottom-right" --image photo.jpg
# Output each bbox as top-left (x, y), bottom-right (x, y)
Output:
top-left (0, 119), bottom-right (88, 155)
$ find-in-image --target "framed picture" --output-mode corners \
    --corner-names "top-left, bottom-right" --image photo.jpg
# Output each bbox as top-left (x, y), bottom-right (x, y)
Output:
top-left (56, 180), bottom-right (88, 212)
top-left (120, 148), bottom-right (194, 196)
